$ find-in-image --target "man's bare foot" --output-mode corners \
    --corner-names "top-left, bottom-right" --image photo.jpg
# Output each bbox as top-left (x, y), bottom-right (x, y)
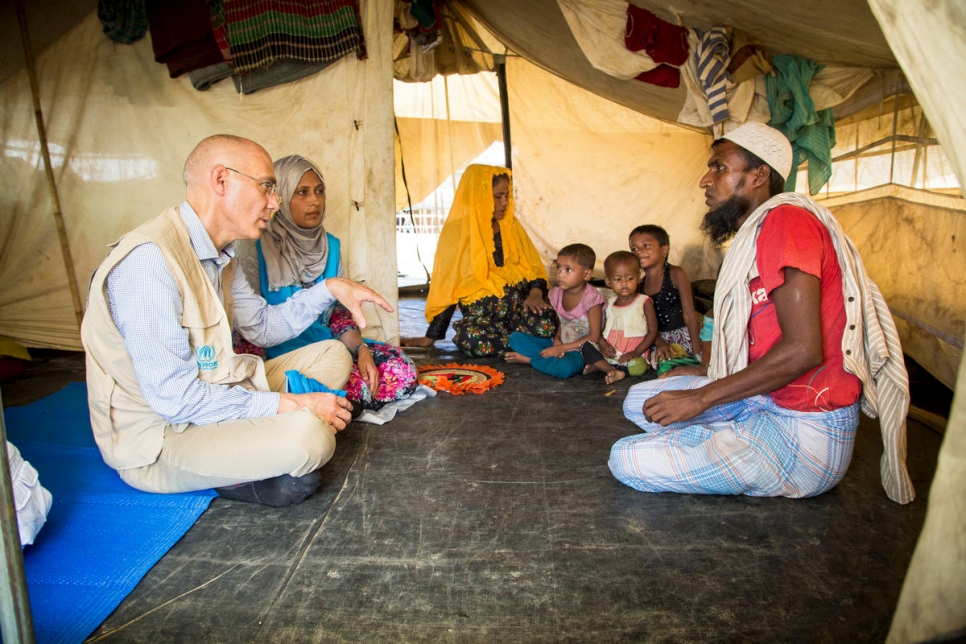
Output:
top-left (400, 336), bottom-right (435, 348)
top-left (605, 369), bottom-right (626, 385)
top-left (504, 351), bottom-right (531, 364)
top-left (583, 363), bottom-right (600, 375)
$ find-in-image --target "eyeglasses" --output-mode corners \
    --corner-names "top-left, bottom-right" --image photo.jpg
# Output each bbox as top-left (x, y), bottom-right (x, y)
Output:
top-left (225, 166), bottom-right (278, 197)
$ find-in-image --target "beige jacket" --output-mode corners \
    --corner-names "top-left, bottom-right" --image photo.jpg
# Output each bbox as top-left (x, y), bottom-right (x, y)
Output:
top-left (81, 207), bottom-right (269, 471)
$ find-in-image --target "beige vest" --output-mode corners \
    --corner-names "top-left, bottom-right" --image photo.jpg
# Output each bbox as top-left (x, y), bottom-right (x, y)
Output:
top-left (82, 207), bottom-right (269, 470)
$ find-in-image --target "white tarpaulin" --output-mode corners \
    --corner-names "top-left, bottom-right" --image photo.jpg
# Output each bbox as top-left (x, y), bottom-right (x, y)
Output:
top-left (824, 186), bottom-right (965, 390)
top-left (866, 1), bottom-right (966, 641)
top-left (506, 56), bottom-right (716, 280)
top-left (392, 55), bottom-right (717, 289)
top-left (0, 0), bottom-right (398, 349)
top-left (394, 71), bottom-right (503, 211)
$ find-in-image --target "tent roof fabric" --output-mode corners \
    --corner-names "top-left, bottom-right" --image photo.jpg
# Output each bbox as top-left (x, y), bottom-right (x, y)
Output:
top-left (460, 0), bottom-right (899, 124)
top-left (0, 0), bottom-right (901, 119)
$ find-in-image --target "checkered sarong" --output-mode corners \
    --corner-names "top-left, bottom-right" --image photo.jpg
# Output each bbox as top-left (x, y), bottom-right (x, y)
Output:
top-left (611, 376), bottom-right (859, 498)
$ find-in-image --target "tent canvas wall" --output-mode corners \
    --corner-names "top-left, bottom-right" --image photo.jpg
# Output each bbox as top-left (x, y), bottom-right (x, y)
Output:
top-left (393, 57), bottom-right (718, 288)
top-left (1, 0), bottom-right (961, 381)
top-left (0, 0), bottom-right (399, 349)
top-left (390, 0), bottom-right (963, 390)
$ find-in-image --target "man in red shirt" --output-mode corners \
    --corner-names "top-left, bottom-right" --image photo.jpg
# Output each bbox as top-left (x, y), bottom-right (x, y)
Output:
top-left (609, 122), bottom-right (901, 499)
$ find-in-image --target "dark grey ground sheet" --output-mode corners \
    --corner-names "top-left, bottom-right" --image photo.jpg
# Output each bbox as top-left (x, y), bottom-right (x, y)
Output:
top-left (0, 295), bottom-right (947, 643)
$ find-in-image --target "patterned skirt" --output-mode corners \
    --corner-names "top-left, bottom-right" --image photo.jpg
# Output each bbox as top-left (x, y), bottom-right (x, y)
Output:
top-left (454, 280), bottom-right (558, 357)
top-left (660, 326), bottom-right (693, 356)
top-left (232, 330), bottom-right (418, 411)
top-left (343, 342), bottom-right (418, 410)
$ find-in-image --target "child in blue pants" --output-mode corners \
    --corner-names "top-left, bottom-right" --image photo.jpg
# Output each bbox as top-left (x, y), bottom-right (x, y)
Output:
top-left (505, 243), bottom-right (606, 378)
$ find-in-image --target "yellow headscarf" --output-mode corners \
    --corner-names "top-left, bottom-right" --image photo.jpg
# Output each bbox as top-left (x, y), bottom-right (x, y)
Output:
top-left (424, 165), bottom-right (548, 321)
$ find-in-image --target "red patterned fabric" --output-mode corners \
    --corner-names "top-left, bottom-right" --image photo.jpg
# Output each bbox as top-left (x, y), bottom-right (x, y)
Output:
top-left (633, 64), bottom-right (681, 88)
top-left (624, 4), bottom-right (688, 66)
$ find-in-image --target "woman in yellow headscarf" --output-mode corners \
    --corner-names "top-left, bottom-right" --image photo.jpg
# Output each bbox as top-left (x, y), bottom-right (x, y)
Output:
top-left (403, 165), bottom-right (558, 357)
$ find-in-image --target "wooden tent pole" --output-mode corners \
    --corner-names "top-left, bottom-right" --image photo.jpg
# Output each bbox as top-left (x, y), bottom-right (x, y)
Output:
top-left (495, 55), bottom-right (512, 170)
top-left (888, 84), bottom-right (901, 185)
top-left (14, 0), bottom-right (85, 333)
top-left (0, 393), bottom-right (37, 644)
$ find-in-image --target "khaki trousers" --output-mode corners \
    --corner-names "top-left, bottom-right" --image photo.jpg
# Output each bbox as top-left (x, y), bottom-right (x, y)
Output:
top-left (119, 340), bottom-right (352, 493)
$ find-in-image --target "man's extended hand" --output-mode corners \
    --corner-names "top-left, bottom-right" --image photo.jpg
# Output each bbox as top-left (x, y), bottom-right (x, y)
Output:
top-left (643, 388), bottom-right (709, 426)
top-left (279, 392), bottom-right (353, 432)
top-left (325, 277), bottom-right (393, 330)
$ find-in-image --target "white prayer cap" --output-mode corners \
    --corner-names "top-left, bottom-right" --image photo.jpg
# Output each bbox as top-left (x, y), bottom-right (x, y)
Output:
top-left (721, 122), bottom-right (793, 182)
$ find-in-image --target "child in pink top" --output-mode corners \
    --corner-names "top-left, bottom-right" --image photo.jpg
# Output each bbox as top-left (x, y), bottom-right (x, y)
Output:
top-left (506, 244), bottom-right (606, 378)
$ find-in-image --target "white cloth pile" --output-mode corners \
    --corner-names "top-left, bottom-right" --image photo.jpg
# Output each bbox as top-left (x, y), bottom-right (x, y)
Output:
top-left (6, 440), bottom-right (53, 547)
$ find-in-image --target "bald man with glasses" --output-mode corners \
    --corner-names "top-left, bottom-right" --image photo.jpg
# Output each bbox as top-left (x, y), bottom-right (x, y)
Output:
top-left (82, 134), bottom-right (393, 507)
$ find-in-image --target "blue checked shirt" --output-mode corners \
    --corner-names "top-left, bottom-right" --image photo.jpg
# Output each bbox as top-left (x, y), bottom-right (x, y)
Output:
top-left (106, 202), bottom-right (336, 425)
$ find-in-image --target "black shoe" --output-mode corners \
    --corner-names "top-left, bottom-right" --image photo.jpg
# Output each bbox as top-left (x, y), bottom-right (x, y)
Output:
top-left (349, 399), bottom-right (365, 420)
top-left (215, 470), bottom-right (322, 507)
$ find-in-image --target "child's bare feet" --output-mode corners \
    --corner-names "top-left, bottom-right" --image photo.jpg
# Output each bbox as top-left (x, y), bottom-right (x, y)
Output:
top-left (582, 363), bottom-right (600, 375)
top-left (400, 336), bottom-right (435, 348)
top-left (605, 369), bottom-right (626, 385)
top-left (504, 351), bottom-right (531, 364)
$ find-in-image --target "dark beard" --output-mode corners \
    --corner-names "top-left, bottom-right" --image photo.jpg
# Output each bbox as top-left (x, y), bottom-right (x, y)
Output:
top-left (701, 196), bottom-right (751, 246)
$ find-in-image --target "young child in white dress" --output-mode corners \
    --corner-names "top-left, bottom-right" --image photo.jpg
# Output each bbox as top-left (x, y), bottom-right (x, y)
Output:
top-left (581, 251), bottom-right (658, 384)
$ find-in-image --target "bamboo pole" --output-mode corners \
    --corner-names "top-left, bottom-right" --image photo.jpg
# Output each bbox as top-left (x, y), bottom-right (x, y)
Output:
top-left (496, 56), bottom-right (512, 170)
top-left (0, 392), bottom-right (36, 644)
top-left (15, 0), bottom-right (85, 333)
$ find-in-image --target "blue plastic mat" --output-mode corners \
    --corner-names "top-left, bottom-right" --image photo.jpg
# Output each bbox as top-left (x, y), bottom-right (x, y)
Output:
top-left (3, 382), bottom-right (214, 644)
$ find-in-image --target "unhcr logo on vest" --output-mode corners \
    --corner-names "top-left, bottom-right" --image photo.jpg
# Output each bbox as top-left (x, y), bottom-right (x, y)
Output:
top-left (196, 345), bottom-right (218, 370)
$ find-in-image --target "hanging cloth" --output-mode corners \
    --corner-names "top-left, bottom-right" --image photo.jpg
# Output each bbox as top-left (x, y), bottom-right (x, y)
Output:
top-left (97, 0), bottom-right (148, 44)
top-left (726, 29), bottom-right (772, 85)
top-left (221, 0), bottom-right (367, 75)
top-left (624, 4), bottom-right (688, 65)
top-left (693, 26), bottom-right (732, 124)
top-left (634, 65), bottom-right (682, 89)
top-left (623, 3), bottom-right (688, 88)
top-left (556, 0), bottom-right (661, 80)
top-left (145, 0), bottom-right (224, 78)
top-left (766, 54), bottom-right (837, 194)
